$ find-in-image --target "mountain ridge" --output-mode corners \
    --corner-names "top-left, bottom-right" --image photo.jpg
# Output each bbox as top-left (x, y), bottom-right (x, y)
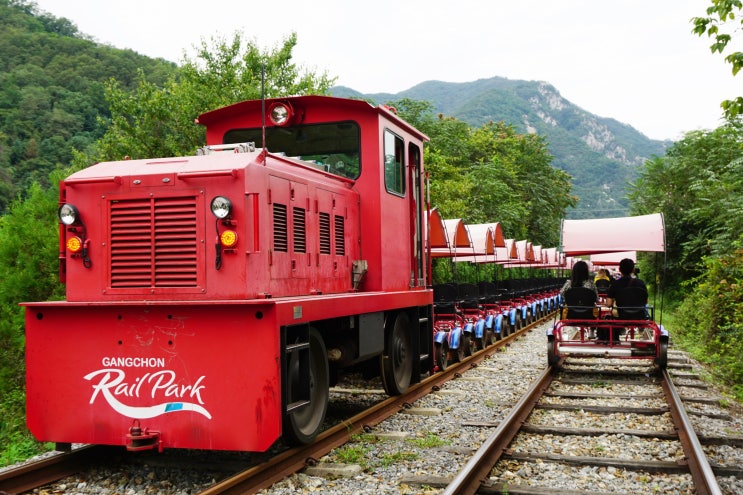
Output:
top-left (331, 77), bottom-right (669, 218)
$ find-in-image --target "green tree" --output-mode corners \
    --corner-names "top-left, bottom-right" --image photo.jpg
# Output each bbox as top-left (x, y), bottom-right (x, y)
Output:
top-left (693, 0), bottom-right (743, 118)
top-left (0, 179), bottom-right (63, 465)
top-left (628, 121), bottom-right (743, 398)
top-left (97, 32), bottom-right (336, 161)
top-left (0, 0), bottom-right (177, 211)
top-left (392, 98), bottom-right (575, 247)
top-left (629, 122), bottom-right (743, 292)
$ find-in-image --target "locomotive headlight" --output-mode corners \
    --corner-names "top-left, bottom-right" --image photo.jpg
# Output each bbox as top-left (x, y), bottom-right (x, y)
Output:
top-left (58, 204), bottom-right (80, 225)
top-left (66, 236), bottom-right (83, 253)
top-left (210, 196), bottom-right (232, 219)
top-left (220, 230), bottom-right (238, 248)
top-left (269, 102), bottom-right (292, 126)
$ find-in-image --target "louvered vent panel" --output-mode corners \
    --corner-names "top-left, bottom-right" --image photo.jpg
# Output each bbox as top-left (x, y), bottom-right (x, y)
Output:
top-left (319, 212), bottom-right (331, 254)
top-left (273, 203), bottom-right (288, 252)
top-left (293, 207), bottom-right (306, 253)
top-left (334, 215), bottom-right (345, 255)
top-left (153, 197), bottom-right (198, 286)
top-left (110, 196), bottom-right (198, 288)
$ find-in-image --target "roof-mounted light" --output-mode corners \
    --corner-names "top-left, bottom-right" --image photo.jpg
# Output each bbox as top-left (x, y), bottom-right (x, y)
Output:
top-left (58, 204), bottom-right (80, 226)
top-left (210, 196), bottom-right (232, 219)
top-left (268, 102), bottom-right (293, 126)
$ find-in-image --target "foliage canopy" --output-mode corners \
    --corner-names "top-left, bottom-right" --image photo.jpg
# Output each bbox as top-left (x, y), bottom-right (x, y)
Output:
top-left (692, 0), bottom-right (743, 119)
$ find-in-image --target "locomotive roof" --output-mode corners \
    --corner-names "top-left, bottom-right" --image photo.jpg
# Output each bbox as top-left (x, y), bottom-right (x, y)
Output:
top-left (196, 94), bottom-right (429, 142)
top-left (65, 150), bottom-right (259, 182)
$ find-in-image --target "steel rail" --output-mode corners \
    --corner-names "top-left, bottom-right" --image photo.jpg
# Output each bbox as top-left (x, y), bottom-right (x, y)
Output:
top-left (197, 315), bottom-right (554, 494)
top-left (661, 368), bottom-right (723, 495)
top-left (441, 364), bottom-right (555, 495)
top-left (0, 445), bottom-right (118, 494)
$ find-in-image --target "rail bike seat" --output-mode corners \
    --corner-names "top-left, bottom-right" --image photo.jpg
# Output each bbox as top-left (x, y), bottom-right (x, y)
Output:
top-left (433, 284), bottom-right (458, 303)
top-left (613, 286), bottom-right (649, 320)
top-left (561, 287), bottom-right (597, 320)
top-left (433, 284), bottom-right (461, 315)
top-left (457, 283), bottom-right (480, 310)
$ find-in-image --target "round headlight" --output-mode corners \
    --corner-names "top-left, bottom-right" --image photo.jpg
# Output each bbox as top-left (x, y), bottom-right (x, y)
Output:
top-left (58, 204), bottom-right (80, 225)
top-left (269, 102), bottom-right (292, 126)
top-left (210, 196), bottom-right (232, 219)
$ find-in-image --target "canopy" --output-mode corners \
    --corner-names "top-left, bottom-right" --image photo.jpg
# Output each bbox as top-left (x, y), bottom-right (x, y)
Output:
top-left (428, 209), bottom-right (474, 258)
top-left (560, 213), bottom-right (665, 256)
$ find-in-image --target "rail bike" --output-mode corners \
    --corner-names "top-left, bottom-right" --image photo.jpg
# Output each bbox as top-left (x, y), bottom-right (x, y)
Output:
top-left (546, 214), bottom-right (669, 368)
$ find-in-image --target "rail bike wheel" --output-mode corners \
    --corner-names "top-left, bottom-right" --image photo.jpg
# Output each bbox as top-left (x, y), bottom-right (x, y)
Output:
top-left (451, 339), bottom-right (465, 363)
top-left (462, 332), bottom-right (473, 357)
top-left (655, 335), bottom-right (669, 369)
top-left (283, 327), bottom-right (329, 445)
top-left (380, 312), bottom-right (414, 395)
top-left (435, 341), bottom-right (449, 371)
top-left (547, 335), bottom-right (559, 366)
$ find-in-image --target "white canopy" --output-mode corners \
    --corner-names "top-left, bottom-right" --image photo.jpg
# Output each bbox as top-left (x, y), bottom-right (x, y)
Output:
top-left (560, 213), bottom-right (665, 256)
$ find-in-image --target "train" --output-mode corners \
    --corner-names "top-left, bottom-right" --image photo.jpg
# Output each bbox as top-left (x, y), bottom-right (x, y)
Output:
top-left (23, 94), bottom-right (559, 453)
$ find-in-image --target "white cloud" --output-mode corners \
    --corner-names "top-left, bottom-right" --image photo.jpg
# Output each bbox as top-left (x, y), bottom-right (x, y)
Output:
top-left (34, 0), bottom-right (739, 140)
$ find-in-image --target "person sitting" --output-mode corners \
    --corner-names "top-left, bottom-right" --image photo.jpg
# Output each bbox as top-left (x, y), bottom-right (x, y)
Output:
top-left (594, 268), bottom-right (612, 296)
top-left (560, 261), bottom-right (598, 324)
top-left (560, 260), bottom-right (598, 299)
top-left (605, 258), bottom-right (649, 338)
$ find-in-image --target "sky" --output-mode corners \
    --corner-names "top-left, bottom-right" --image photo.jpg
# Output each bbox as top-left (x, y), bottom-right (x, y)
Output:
top-left (33, 0), bottom-right (741, 141)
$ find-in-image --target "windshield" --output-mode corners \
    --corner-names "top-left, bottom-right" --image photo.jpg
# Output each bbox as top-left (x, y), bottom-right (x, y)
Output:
top-left (224, 121), bottom-right (361, 179)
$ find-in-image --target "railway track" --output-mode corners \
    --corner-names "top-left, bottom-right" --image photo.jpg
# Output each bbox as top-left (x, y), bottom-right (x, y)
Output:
top-left (7, 316), bottom-right (742, 494)
top-left (444, 354), bottom-right (738, 495)
top-left (0, 445), bottom-right (120, 494)
top-left (0, 314), bottom-right (547, 495)
top-left (195, 314), bottom-right (549, 495)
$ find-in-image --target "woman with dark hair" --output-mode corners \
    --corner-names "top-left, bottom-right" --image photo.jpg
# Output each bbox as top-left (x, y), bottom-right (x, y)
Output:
top-left (560, 260), bottom-right (598, 299)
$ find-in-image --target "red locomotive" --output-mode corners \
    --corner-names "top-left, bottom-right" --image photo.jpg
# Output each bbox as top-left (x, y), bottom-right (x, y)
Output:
top-left (23, 95), bottom-right (434, 452)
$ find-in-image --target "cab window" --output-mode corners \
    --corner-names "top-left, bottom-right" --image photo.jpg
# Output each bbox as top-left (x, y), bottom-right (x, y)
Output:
top-left (384, 130), bottom-right (405, 196)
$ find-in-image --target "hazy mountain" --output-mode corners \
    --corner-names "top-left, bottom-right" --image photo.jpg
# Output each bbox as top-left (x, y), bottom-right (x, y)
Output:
top-left (332, 78), bottom-right (670, 219)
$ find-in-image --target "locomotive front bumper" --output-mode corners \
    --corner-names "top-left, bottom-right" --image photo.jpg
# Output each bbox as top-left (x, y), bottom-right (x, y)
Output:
top-left (24, 300), bottom-right (281, 452)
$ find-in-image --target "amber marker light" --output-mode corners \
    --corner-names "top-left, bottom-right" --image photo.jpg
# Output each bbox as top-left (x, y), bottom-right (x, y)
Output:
top-left (220, 230), bottom-right (238, 248)
top-left (66, 236), bottom-right (83, 253)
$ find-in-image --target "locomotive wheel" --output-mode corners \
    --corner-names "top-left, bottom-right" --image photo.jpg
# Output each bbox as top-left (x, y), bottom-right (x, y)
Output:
top-left (283, 328), bottom-right (329, 446)
top-left (380, 312), bottom-right (414, 395)
top-left (435, 342), bottom-right (449, 371)
top-left (485, 328), bottom-right (495, 346)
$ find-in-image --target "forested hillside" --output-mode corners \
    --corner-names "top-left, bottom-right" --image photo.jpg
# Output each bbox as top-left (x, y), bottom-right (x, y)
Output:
top-left (0, 0), bottom-right (177, 212)
top-left (333, 79), bottom-right (669, 218)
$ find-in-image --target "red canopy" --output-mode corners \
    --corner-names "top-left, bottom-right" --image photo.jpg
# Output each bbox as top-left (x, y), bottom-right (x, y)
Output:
top-left (560, 213), bottom-right (665, 256)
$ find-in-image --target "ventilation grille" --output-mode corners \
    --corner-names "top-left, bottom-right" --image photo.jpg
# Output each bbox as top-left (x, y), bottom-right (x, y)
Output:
top-left (334, 215), bottom-right (345, 255)
top-left (110, 196), bottom-right (198, 288)
top-left (293, 207), bottom-right (306, 253)
top-left (273, 203), bottom-right (288, 252)
top-left (319, 212), bottom-right (331, 254)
